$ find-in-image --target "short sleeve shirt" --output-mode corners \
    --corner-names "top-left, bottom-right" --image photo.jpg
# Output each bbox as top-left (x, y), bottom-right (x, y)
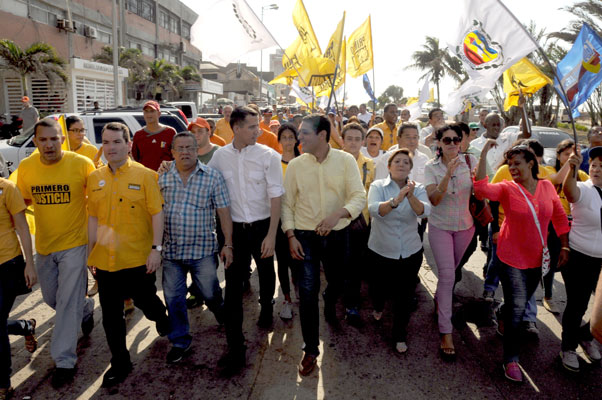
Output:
top-left (569, 181), bottom-right (602, 258)
top-left (0, 178), bottom-right (27, 264)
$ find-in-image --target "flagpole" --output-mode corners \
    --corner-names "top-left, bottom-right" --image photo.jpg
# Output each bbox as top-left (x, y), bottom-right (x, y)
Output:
top-left (326, 67), bottom-right (339, 111)
top-left (495, 0), bottom-right (578, 144)
top-left (372, 69), bottom-right (376, 113)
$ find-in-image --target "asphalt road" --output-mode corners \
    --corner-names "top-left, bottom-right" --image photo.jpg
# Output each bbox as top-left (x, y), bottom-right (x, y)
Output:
top-left (7, 237), bottom-right (602, 399)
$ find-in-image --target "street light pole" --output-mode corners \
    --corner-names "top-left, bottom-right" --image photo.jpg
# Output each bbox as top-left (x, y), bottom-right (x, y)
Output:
top-left (258, 4), bottom-right (278, 105)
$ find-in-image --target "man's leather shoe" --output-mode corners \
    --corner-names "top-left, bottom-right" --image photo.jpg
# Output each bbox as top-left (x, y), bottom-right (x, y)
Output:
top-left (101, 363), bottom-right (133, 388)
top-left (218, 347), bottom-right (246, 377)
top-left (298, 353), bottom-right (318, 376)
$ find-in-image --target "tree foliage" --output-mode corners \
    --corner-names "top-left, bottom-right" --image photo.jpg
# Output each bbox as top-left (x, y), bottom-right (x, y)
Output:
top-left (377, 85), bottom-right (404, 107)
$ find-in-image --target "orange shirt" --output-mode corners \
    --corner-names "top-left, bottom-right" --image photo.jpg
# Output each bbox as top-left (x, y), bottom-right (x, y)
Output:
top-left (214, 118), bottom-right (234, 143)
top-left (259, 120), bottom-right (271, 133)
top-left (257, 129), bottom-right (282, 153)
top-left (210, 134), bottom-right (226, 147)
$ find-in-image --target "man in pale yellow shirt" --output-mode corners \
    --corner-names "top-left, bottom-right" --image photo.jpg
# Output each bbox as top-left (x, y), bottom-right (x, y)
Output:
top-left (341, 122), bottom-right (374, 326)
top-left (282, 114), bottom-right (366, 376)
top-left (214, 105), bottom-right (234, 143)
top-left (16, 118), bottom-right (95, 388)
top-left (87, 122), bottom-right (169, 388)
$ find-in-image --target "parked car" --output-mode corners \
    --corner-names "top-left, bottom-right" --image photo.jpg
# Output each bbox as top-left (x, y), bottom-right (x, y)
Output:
top-left (500, 125), bottom-right (573, 165)
top-left (168, 101), bottom-right (197, 121)
top-left (0, 107), bottom-right (187, 175)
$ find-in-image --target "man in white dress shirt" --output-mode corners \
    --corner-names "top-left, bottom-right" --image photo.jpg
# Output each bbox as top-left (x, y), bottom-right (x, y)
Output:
top-left (375, 123), bottom-right (429, 184)
top-left (208, 106), bottom-right (284, 376)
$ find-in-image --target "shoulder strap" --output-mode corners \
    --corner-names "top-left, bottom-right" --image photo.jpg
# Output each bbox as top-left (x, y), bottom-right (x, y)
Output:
top-left (594, 184), bottom-right (602, 201)
top-left (362, 162), bottom-right (368, 186)
top-left (514, 181), bottom-right (545, 246)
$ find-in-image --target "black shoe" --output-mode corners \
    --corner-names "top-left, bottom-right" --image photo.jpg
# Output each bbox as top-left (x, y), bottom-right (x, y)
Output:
top-left (81, 315), bottom-right (94, 337)
top-left (51, 367), bottom-right (76, 389)
top-left (186, 295), bottom-right (204, 309)
top-left (257, 305), bottom-right (273, 329)
top-left (101, 363), bottom-right (133, 388)
top-left (214, 307), bottom-right (225, 326)
top-left (218, 347), bottom-right (246, 377)
top-left (166, 345), bottom-right (191, 364)
top-left (156, 317), bottom-right (171, 337)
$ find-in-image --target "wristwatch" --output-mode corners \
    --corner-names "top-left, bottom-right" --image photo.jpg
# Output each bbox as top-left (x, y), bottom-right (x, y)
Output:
top-left (389, 198), bottom-right (399, 209)
top-left (152, 245), bottom-right (162, 252)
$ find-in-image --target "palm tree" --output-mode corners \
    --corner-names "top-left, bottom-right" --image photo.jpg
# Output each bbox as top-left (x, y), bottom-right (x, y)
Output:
top-left (405, 36), bottom-right (464, 105)
top-left (548, 0), bottom-right (602, 43)
top-left (145, 59), bottom-right (183, 101)
top-left (0, 40), bottom-right (68, 96)
top-left (92, 46), bottom-right (148, 85)
top-left (178, 65), bottom-right (201, 82)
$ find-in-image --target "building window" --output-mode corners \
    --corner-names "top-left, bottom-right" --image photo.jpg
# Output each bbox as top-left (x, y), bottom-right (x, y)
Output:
top-left (203, 74), bottom-right (218, 80)
top-left (160, 11), bottom-right (169, 30)
top-left (127, 0), bottom-right (155, 22)
top-left (182, 22), bottom-right (191, 39)
top-left (98, 30), bottom-right (111, 44)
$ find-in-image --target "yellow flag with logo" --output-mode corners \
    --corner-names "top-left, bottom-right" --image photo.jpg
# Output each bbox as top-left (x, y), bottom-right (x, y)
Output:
top-left (347, 16), bottom-right (374, 78)
top-left (269, 37), bottom-right (308, 85)
top-left (315, 39), bottom-right (346, 97)
top-left (292, 0), bottom-right (321, 58)
top-left (57, 114), bottom-right (71, 151)
top-left (298, 13), bottom-right (345, 87)
top-left (503, 58), bottom-right (553, 111)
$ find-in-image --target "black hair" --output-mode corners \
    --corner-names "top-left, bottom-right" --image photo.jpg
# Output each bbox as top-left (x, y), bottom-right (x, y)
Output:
top-left (524, 138), bottom-right (544, 158)
top-left (301, 114), bottom-right (331, 142)
top-left (455, 122), bottom-right (470, 138)
top-left (342, 122), bottom-right (366, 140)
top-left (555, 139), bottom-right (575, 172)
top-left (277, 123), bottom-right (300, 157)
top-left (172, 131), bottom-right (198, 149)
top-left (229, 106), bottom-right (258, 130)
top-left (397, 122), bottom-right (419, 137)
top-left (505, 145), bottom-right (539, 180)
top-left (428, 108), bottom-right (443, 120)
top-left (66, 115), bottom-right (83, 130)
top-left (33, 118), bottom-right (61, 137)
top-left (435, 124), bottom-right (463, 158)
top-left (383, 103), bottom-right (397, 113)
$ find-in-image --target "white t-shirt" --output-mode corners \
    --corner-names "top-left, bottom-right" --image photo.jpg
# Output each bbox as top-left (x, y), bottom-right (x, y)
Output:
top-left (360, 146), bottom-right (385, 163)
top-left (569, 180), bottom-right (602, 258)
top-left (358, 112), bottom-right (372, 124)
top-left (419, 126), bottom-right (433, 145)
top-left (374, 149), bottom-right (429, 184)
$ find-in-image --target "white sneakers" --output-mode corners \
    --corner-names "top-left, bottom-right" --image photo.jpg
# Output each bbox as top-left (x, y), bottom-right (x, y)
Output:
top-left (395, 342), bottom-right (408, 354)
top-left (279, 301), bottom-right (293, 320)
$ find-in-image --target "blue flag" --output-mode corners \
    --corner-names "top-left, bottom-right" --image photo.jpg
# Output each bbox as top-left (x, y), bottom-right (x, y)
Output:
top-left (362, 74), bottom-right (377, 103)
top-left (554, 23), bottom-right (602, 118)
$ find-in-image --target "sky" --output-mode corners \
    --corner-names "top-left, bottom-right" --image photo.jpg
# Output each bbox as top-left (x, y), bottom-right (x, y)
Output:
top-left (183, 0), bottom-right (575, 106)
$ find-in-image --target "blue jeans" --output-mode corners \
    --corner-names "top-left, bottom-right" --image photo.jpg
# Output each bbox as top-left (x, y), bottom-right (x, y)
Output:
top-left (296, 228), bottom-right (349, 356)
top-left (484, 235), bottom-right (537, 322)
top-left (498, 262), bottom-right (541, 363)
top-left (163, 256), bottom-right (224, 348)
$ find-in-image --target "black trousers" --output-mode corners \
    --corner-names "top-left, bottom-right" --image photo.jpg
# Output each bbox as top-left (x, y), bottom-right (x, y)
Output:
top-left (344, 223), bottom-right (369, 310)
top-left (369, 249), bottom-right (423, 342)
top-left (96, 265), bottom-right (168, 368)
top-left (225, 218), bottom-right (275, 351)
top-left (561, 248), bottom-right (602, 351)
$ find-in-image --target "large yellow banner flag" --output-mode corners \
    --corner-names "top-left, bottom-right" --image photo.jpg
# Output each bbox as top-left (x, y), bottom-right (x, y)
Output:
top-left (269, 37), bottom-right (308, 85)
top-left (347, 16), bottom-right (374, 78)
top-left (503, 58), bottom-right (553, 111)
top-left (298, 12), bottom-right (345, 87)
top-left (292, 0), bottom-right (321, 58)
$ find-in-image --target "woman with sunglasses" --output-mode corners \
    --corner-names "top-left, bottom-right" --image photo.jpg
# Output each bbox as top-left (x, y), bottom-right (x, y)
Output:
top-left (275, 123), bottom-right (301, 320)
top-left (474, 140), bottom-right (569, 382)
top-left (424, 124), bottom-right (476, 361)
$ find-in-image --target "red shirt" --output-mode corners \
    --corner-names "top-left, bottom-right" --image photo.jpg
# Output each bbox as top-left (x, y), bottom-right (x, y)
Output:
top-left (474, 178), bottom-right (569, 269)
top-left (132, 126), bottom-right (176, 171)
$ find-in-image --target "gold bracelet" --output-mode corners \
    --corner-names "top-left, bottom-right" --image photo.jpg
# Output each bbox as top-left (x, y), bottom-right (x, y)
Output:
top-left (561, 247), bottom-right (571, 252)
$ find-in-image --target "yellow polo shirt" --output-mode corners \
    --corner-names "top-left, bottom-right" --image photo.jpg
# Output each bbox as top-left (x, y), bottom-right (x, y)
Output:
top-left (356, 152), bottom-right (375, 222)
top-left (282, 147), bottom-right (366, 232)
top-left (214, 118), bottom-right (234, 144)
top-left (17, 152), bottom-right (94, 255)
top-left (373, 121), bottom-right (399, 151)
top-left (74, 143), bottom-right (103, 167)
top-left (0, 178), bottom-right (27, 264)
top-left (87, 159), bottom-right (163, 272)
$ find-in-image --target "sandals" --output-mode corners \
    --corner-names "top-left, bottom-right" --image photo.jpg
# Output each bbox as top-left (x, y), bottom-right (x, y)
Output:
top-left (439, 334), bottom-right (456, 362)
top-left (24, 319), bottom-right (37, 353)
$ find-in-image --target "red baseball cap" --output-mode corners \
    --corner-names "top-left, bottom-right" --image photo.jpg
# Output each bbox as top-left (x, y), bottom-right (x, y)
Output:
top-left (21, 96), bottom-right (30, 102)
top-left (143, 100), bottom-right (160, 112)
top-left (188, 117), bottom-right (211, 131)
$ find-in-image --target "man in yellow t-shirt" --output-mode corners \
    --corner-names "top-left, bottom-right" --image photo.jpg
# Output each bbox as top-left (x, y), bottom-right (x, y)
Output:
top-left (214, 105), bottom-right (234, 143)
top-left (373, 103), bottom-right (399, 151)
top-left (16, 118), bottom-right (95, 389)
top-left (87, 122), bottom-right (169, 388)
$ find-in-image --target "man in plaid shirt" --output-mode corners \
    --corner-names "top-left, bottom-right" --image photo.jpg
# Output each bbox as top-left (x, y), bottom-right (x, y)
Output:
top-left (159, 132), bottom-right (234, 364)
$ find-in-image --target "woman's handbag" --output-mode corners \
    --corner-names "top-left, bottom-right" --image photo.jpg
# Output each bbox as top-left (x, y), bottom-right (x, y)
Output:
top-left (514, 182), bottom-right (551, 276)
top-left (465, 154), bottom-right (493, 227)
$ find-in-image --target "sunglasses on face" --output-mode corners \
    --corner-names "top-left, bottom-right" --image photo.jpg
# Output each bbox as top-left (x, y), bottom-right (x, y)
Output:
top-left (440, 136), bottom-right (462, 145)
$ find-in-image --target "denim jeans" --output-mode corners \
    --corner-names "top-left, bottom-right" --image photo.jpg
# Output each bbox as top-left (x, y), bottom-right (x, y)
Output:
top-left (163, 255), bottom-right (224, 348)
top-left (296, 228), bottom-right (349, 356)
top-left (484, 234), bottom-right (537, 323)
top-left (561, 248), bottom-right (601, 351)
top-left (498, 262), bottom-right (541, 363)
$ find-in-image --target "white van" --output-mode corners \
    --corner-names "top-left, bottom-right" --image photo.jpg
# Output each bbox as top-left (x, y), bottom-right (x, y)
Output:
top-left (168, 102), bottom-right (198, 120)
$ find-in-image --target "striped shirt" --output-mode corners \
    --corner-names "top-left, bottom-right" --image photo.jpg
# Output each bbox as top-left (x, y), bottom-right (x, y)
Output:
top-left (159, 160), bottom-right (230, 260)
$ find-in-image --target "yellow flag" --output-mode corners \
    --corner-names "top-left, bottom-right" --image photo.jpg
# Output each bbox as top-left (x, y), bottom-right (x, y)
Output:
top-left (315, 39), bottom-right (346, 97)
top-left (347, 16), bottom-right (374, 78)
top-left (57, 114), bottom-right (71, 151)
top-left (298, 13), bottom-right (345, 87)
top-left (503, 58), bottom-right (553, 111)
top-left (406, 97), bottom-right (419, 106)
top-left (292, 0), bottom-right (321, 58)
top-left (427, 88), bottom-right (435, 103)
top-left (270, 37), bottom-right (309, 85)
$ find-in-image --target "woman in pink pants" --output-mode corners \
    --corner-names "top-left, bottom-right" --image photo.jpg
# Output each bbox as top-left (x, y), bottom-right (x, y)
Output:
top-left (424, 124), bottom-right (476, 361)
